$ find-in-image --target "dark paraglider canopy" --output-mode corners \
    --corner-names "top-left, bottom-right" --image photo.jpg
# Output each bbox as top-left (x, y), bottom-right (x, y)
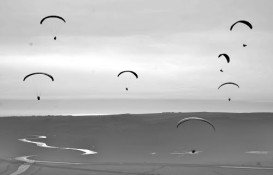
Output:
top-left (218, 82), bottom-right (240, 89)
top-left (218, 53), bottom-right (230, 63)
top-left (117, 71), bottom-right (138, 79)
top-left (23, 72), bottom-right (54, 81)
top-left (40, 15), bottom-right (66, 24)
top-left (243, 44), bottom-right (247, 47)
top-left (220, 69), bottom-right (223, 72)
top-left (230, 20), bottom-right (252, 31)
top-left (176, 117), bottom-right (216, 131)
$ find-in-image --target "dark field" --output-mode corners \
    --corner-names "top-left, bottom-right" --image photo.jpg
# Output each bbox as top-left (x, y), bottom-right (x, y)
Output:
top-left (1, 112), bottom-right (273, 174)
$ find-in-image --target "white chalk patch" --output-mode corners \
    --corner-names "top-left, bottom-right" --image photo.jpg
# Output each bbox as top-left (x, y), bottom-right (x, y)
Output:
top-left (30, 135), bottom-right (46, 139)
top-left (18, 138), bottom-right (58, 148)
top-left (15, 155), bottom-right (82, 165)
top-left (15, 155), bottom-right (36, 163)
top-left (9, 164), bottom-right (31, 175)
top-left (246, 151), bottom-right (269, 154)
top-left (220, 165), bottom-right (273, 170)
top-left (62, 147), bottom-right (97, 155)
top-left (18, 135), bottom-right (97, 155)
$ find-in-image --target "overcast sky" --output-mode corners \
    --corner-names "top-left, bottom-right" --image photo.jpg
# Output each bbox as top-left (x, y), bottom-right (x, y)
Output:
top-left (0, 0), bottom-right (273, 103)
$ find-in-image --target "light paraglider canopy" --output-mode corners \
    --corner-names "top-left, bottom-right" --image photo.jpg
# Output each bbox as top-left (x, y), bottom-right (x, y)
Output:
top-left (176, 117), bottom-right (216, 131)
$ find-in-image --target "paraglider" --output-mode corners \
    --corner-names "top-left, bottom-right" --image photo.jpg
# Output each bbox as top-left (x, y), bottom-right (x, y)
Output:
top-left (117, 70), bottom-right (138, 91)
top-left (40, 15), bottom-right (66, 40)
top-left (220, 69), bottom-right (223, 72)
top-left (230, 20), bottom-right (253, 31)
top-left (230, 20), bottom-right (252, 47)
top-left (23, 72), bottom-right (54, 101)
top-left (218, 82), bottom-right (239, 89)
top-left (176, 117), bottom-right (216, 131)
top-left (218, 82), bottom-right (239, 101)
top-left (218, 53), bottom-right (230, 63)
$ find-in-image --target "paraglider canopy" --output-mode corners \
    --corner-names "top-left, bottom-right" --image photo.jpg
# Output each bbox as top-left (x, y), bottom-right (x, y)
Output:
top-left (40, 15), bottom-right (66, 24)
top-left (218, 53), bottom-right (230, 63)
top-left (218, 82), bottom-right (239, 89)
top-left (230, 20), bottom-right (253, 31)
top-left (23, 72), bottom-right (54, 81)
top-left (176, 117), bottom-right (216, 131)
top-left (117, 70), bottom-right (138, 79)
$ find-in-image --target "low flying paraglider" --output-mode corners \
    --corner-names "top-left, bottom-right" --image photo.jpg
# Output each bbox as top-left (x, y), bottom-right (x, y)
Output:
top-left (40, 15), bottom-right (66, 40)
top-left (176, 117), bottom-right (216, 131)
top-left (117, 70), bottom-right (138, 91)
top-left (23, 72), bottom-right (54, 101)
